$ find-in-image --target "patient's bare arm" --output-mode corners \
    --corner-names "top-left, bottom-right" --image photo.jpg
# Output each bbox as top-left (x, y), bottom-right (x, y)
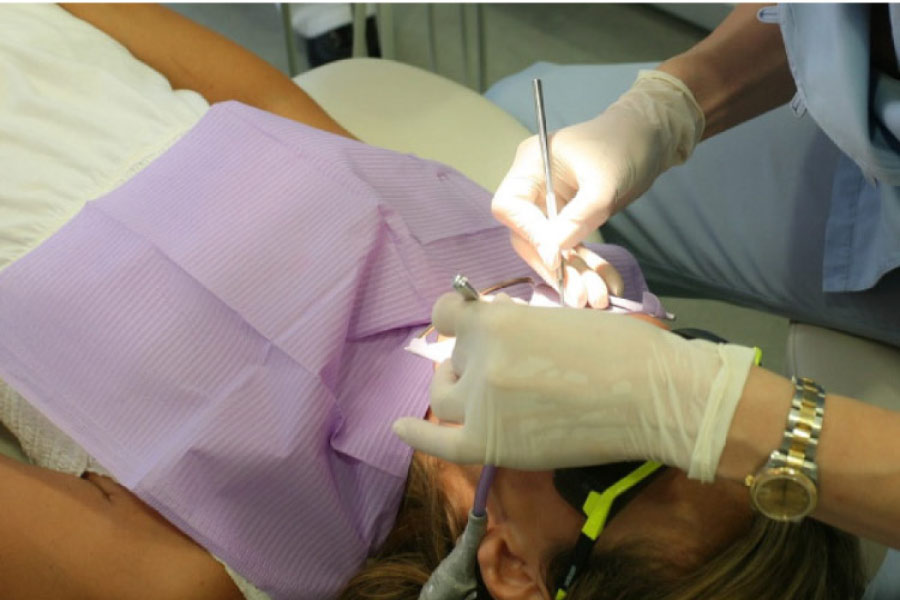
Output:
top-left (60, 3), bottom-right (355, 139)
top-left (0, 454), bottom-right (243, 600)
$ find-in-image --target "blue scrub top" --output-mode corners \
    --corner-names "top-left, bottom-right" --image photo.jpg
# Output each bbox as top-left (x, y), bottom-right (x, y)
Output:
top-left (773, 4), bottom-right (900, 292)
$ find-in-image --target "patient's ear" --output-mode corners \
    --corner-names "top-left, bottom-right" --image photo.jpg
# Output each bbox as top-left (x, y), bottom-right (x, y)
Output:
top-left (477, 528), bottom-right (550, 600)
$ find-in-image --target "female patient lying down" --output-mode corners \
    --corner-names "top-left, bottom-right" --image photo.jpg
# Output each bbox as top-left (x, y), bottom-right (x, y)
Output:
top-left (0, 5), bottom-right (864, 600)
top-left (0, 100), bottom-right (865, 600)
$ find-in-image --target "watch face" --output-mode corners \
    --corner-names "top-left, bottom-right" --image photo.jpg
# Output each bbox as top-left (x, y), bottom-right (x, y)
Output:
top-left (751, 468), bottom-right (818, 522)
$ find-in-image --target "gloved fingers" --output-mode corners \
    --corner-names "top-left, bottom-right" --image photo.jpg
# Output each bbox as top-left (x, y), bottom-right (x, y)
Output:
top-left (550, 179), bottom-right (617, 252)
top-left (511, 233), bottom-right (592, 307)
top-left (510, 231), bottom-right (563, 293)
top-left (432, 291), bottom-right (466, 337)
top-left (492, 136), bottom-right (585, 273)
top-left (580, 267), bottom-right (609, 309)
top-left (486, 292), bottom-right (517, 305)
top-left (563, 251), bottom-right (621, 308)
top-left (562, 254), bottom-right (588, 308)
top-left (574, 245), bottom-right (625, 297)
top-left (491, 162), bottom-right (554, 255)
top-left (429, 360), bottom-right (466, 423)
top-left (391, 417), bottom-right (481, 464)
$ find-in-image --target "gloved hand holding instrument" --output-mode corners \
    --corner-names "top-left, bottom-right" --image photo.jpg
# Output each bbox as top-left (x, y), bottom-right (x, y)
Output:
top-left (393, 291), bottom-right (757, 483)
top-left (408, 276), bottom-right (701, 600)
top-left (491, 70), bottom-right (705, 308)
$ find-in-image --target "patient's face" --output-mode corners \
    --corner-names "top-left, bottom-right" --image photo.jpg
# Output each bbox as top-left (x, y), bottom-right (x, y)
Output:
top-left (439, 461), bottom-right (753, 596)
top-left (430, 313), bottom-right (752, 596)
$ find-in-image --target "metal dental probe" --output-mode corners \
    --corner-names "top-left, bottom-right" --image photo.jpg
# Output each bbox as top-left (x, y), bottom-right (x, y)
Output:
top-left (532, 78), bottom-right (566, 306)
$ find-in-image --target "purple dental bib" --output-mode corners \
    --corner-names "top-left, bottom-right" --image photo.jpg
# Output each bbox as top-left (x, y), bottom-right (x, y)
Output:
top-left (0, 102), bottom-right (663, 598)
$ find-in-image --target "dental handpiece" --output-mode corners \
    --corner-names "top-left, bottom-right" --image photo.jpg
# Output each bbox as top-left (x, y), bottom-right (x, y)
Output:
top-left (532, 78), bottom-right (566, 306)
top-left (452, 274), bottom-right (480, 302)
top-left (450, 275), bottom-right (498, 515)
top-left (417, 276), bottom-right (496, 600)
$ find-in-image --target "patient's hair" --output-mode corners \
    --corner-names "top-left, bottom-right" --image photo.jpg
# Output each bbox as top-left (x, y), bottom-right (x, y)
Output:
top-left (338, 454), bottom-right (866, 600)
top-left (337, 452), bottom-right (467, 599)
top-left (548, 516), bottom-right (866, 600)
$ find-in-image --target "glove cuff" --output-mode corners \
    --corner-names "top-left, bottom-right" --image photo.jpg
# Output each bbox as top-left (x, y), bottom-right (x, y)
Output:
top-left (633, 69), bottom-right (706, 165)
top-left (687, 343), bottom-right (756, 482)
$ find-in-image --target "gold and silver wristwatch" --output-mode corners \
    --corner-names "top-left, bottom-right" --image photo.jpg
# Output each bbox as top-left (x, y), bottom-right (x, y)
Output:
top-left (745, 376), bottom-right (826, 522)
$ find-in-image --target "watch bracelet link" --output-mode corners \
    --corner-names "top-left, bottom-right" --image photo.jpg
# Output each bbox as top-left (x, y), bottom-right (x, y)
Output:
top-left (777, 376), bottom-right (826, 479)
top-left (745, 376), bottom-right (826, 484)
top-left (749, 376), bottom-right (825, 482)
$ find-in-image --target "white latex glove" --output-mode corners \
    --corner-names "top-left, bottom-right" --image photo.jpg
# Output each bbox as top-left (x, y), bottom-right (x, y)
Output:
top-left (392, 292), bottom-right (755, 482)
top-left (492, 70), bottom-right (704, 305)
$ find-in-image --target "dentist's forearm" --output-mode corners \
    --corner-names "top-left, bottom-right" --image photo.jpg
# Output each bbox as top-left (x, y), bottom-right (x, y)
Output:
top-left (60, 3), bottom-right (354, 138)
top-left (658, 4), bottom-right (795, 139)
top-left (719, 366), bottom-right (900, 548)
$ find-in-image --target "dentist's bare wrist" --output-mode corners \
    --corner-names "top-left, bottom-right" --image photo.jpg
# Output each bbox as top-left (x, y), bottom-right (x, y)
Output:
top-left (716, 366), bottom-right (793, 483)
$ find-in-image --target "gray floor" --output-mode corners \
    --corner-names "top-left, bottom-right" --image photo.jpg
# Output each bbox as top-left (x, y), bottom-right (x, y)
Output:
top-left (167, 3), bottom-right (790, 373)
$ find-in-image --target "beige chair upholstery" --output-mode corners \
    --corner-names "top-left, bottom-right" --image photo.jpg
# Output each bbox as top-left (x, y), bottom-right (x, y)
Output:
top-left (294, 57), bottom-right (529, 193)
top-left (786, 323), bottom-right (900, 411)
